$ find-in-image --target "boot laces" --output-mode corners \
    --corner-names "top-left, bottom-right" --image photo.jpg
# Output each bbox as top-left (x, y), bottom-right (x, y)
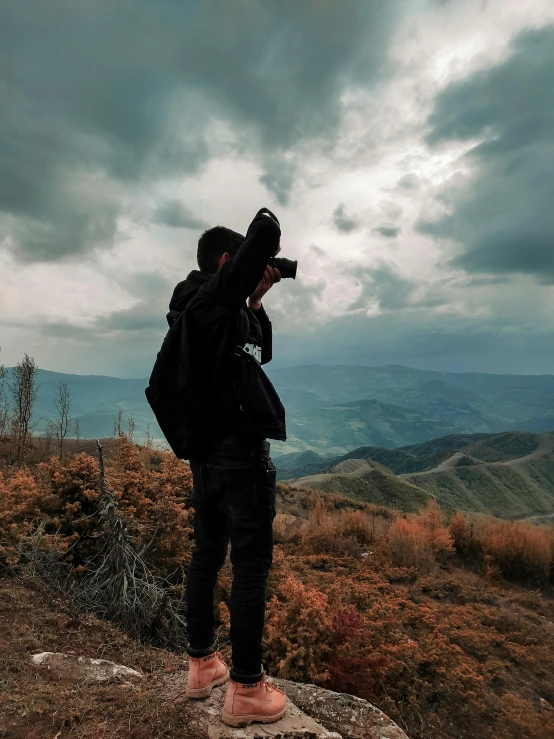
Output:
top-left (263, 674), bottom-right (283, 695)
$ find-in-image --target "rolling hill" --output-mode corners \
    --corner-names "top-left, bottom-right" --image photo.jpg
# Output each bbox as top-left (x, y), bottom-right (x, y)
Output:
top-left (282, 431), bottom-right (554, 519)
top-left (284, 457), bottom-right (433, 514)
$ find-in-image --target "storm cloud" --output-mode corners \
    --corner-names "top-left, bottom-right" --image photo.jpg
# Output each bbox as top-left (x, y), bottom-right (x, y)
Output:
top-left (420, 25), bottom-right (554, 282)
top-left (151, 200), bottom-right (208, 230)
top-left (3, 1), bottom-right (554, 381)
top-left (333, 203), bottom-right (361, 233)
top-left (374, 225), bottom-right (401, 238)
top-left (0, 1), bottom-right (400, 262)
top-left (348, 262), bottom-right (416, 312)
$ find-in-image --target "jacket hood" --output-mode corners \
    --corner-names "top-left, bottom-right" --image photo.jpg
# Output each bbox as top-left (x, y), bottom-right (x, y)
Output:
top-left (169, 269), bottom-right (211, 313)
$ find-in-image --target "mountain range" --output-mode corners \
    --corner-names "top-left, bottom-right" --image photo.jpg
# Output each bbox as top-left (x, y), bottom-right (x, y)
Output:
top-left (14, 364), bottom-right (554, 456)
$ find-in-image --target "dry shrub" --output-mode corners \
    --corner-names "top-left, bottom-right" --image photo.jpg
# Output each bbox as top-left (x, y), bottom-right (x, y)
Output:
top-left (142, 453), bottom-right (194, 573)
top-left (326, 604), bottom-right (390, 700)
top-left (36, 453), bottom-right (102, 565)
top-left (494, 692), bottom-right (554, 739)
top-left (385, 516), bottom-right (436, 573)
top-left (337, 509), bottom-right (375, 547)
top-left (106, 435), bottom-right (156, 517)
top-left (0, 468), bottom-right (45, 566)
top-left (449, 510), bottom-right (483, 558)
top-left (264, 573), bottom-right (333, 683)
top-left (298, 499), bottom-right (376, 557)
top-left (415, 498), bottom-right (455, 561)
top-left (449, 509), bottom-right (554, 586)
top-left (273, 513), bottom-right (301, 544)
top-left (0, 436), bottom-right (195, 646)
top-left (72, 443), bottom-right (187, 649)
top-left (481, 519), bottom-right (553, 586)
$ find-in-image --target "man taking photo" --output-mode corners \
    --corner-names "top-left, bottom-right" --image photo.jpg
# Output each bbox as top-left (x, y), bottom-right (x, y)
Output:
top-left (151, 208), bottom-right (288, 727)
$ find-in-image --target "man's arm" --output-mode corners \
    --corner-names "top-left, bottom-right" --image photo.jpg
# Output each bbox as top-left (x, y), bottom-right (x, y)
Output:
top-left (203, 208), bottom-right (281, 311)
top-left (248, 301), bottom-right (272, 364)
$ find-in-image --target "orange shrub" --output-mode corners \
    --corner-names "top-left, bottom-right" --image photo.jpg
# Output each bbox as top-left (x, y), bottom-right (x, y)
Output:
top-left (494, 692), bottom-right (554, 739)
top-left (143, 454), bottom-right (194, 573)
top-left (449, 510), bottom-right (483, 559)
top-left (36, 453), bottom-right (102, 564)
top-left (385, 516), bottom-right (435, 573)
top-left (481, 519), bottom-right (553, 586)
top-left (265, 573), bottom-right (333, 682)
top-left (0, 469), bottom-right (42, 564)
top-left (415, 498), bottom-right (454, 559)
top-left (326, 604), bottom-right (390, 700)
top-left (298, 500), bottom-right (376, 557)
top-left (106, 437), bottom-right (154, 517)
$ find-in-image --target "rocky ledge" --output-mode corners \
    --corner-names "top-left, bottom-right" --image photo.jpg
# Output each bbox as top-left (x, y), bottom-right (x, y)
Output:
top-left (31, 653), bottom-right (408, 739)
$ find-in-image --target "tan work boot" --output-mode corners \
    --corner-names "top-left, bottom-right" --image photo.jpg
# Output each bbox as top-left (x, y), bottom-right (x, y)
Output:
top-left (186, 651), bottom-right (230, 699)
top-left (221, 673), bottom-right (287, 727)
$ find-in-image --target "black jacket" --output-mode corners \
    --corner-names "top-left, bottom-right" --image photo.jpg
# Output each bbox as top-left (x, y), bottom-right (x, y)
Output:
top-left (146, 208), bottom-right (286, 460)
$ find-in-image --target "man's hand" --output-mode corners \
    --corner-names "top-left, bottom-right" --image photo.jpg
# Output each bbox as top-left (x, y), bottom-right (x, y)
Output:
top-left (248, 264), bottom-right (281, 310)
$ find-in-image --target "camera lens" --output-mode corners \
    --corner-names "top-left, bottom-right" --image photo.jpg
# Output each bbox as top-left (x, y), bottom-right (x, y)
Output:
top-left (270, 257), bottom-right (297, 280)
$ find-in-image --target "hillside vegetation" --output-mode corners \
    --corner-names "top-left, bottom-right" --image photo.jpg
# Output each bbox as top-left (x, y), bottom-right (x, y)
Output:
top-left (286, 459), bottom-right (433, 514)
top-left (1, 435), bottom-right (554, 739)
top-left (283, 432), bottom-right (554, 520)
top-left (406, 454), bottom-right (554, 519)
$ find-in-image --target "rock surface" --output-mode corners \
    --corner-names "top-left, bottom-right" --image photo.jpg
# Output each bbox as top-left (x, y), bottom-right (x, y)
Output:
top-left (273, 678), bottom-right (408, 739)
top-left (31, 652), bottom-right (143, 684)
top-left (161, 670), bottom-right (340, 738)
top-left (30, 653), bottom-right (409, 738)
top-left (160, 670), bottom-right (409, 739)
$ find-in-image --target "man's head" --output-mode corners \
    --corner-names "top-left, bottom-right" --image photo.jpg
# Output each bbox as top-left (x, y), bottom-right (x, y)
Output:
top-left (197, 226), bottom-right (245, 274)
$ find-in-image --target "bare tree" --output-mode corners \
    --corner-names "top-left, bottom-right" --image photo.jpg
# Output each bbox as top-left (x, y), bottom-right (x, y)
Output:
top-left (43, 419), bottom-right (56, 460)
top-left (142, 423), bottom-right (153, 470)
top-left (143, 423), bottom-right (153, 450)
top-left (9, 354), bottom-right (39, 459)
top-left (112, 408), bottom-right (123, 439)
top-left (53, 381), bottom-right (72, 459)
top-left (73, 417), bottom-right (81, 451)
top-left (0, 360), bottom-right (8, 439)
top-left (127, 415), bottom-right (136, 443)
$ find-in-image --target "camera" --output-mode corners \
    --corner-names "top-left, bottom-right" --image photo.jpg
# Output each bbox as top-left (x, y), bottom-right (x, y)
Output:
top-left (269, 256), bottom-right (297, 280)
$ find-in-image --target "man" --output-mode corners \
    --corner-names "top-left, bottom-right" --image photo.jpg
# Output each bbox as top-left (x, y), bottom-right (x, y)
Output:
top-left (167, 208), bottom-right (287, 727)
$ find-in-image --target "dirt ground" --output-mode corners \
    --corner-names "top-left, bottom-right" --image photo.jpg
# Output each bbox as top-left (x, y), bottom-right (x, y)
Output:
top-left (0, 577), bottom-right (202, 739)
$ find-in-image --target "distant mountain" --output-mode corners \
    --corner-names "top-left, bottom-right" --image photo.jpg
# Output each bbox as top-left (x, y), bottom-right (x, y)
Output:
top-left (282, 431), bottom-right (554, 520)
top-left (282, 398), bottom-right (482, 457)
top-left (274, 432), bottom-right (492, 480)
top-left (9, 364), bottom-right (554, 454)
top-left (266, 364), bottom-right (554, 455)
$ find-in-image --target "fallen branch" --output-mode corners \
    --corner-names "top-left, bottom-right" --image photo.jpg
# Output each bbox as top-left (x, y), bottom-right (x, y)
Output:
top-left (71, 440), bottom-right (187, 648)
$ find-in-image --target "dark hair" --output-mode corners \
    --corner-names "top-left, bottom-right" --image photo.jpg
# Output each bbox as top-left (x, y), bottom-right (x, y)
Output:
top-left (197, 226), bottom-right (245, 273)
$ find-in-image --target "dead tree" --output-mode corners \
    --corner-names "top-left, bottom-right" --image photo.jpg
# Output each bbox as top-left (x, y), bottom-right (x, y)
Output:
top-left (143, 423), bottom-right (153, 450)
top-left (112, 408), bottom-right (123, 439)
top-left (9, 354), bottom-right (39, 460)
top-left (75, 441), bottom-right (186, 647)
top-left (127, 415), bottom-right (136, 443)
top-left (0, 361), bottom-right (8, 439)
top-left (73, 417), bottom-right (81, 451)
top-left (52, 381), bottom-right (72, 459)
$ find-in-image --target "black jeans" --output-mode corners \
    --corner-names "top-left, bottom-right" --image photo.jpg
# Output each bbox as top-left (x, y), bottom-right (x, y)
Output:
top-left (186, 437), bottom-right (277, 682)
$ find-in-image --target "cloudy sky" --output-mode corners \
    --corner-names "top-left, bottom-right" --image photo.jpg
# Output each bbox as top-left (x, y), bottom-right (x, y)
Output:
top-left (2, 0), bottom-right (554, 378)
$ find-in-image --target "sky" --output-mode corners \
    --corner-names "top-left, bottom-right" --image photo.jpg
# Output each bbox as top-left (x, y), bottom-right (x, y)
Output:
top-left (2, 0), bottom-right (554, 378)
